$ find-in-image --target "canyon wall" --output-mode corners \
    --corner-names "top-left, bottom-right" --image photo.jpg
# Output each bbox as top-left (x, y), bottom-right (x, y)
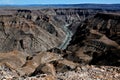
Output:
top-left (67, 12), bottom-right (120, 66)
top-left (0, 8), bottom-right (102, 53)
top-left (0, 9), bottom-right (64, 53)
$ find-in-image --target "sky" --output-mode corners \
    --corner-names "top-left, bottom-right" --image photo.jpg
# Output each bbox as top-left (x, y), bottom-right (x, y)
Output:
top-left (0, 0), bottom-right (120, 5)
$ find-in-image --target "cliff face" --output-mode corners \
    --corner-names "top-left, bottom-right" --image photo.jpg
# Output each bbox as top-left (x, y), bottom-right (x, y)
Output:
top-left (88, 13), bottom-right (120, 43)
top-left (0, 9), bottom-right (119, 64)
top-left (67, 12), bottom-right (120, 66)
top-left (0, 8), bottom-right (101, 53)
top-left (0, 15), bottom-right (62, 53)
top-left (0, 9), bottom-right (67, 53)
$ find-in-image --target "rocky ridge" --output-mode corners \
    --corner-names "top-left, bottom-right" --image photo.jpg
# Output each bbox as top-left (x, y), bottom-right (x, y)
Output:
top-left (0, 50), bottom-right (119, 80)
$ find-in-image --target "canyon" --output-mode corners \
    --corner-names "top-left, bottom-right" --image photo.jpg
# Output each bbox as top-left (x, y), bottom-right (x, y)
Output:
top-left (0, 6), bottom-right (120, 79)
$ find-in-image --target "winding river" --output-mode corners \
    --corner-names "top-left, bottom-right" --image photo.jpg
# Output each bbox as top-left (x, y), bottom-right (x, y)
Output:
top-left (58, 24), bottom-right (73, 50)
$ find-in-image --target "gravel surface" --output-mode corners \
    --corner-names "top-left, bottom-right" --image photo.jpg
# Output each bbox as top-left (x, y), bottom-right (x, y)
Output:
top-left (57, 65), bottom-right (120, 80)
top-left (0, 65), bottom-right (120, 80)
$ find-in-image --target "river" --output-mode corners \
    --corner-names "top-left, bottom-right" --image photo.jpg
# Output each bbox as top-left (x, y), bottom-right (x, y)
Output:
top-left (57, 24), bottom-right (73, 50)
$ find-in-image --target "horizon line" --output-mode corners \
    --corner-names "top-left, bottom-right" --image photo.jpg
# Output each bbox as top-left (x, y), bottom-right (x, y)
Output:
top-left (0, 3), bottom-right (120, 6)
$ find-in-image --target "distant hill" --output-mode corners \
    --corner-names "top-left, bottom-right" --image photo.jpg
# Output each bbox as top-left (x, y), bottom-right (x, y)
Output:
top-left (0, 4), bottom-right (120, 10)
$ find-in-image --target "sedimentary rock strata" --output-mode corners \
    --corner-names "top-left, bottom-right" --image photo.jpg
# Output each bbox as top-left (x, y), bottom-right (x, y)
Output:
top-left (67, 13), bottom-right (120, 66)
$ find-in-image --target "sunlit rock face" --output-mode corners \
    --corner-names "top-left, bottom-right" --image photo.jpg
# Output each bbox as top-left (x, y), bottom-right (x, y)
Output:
top-left (0, 51), bottom-right (63, 78)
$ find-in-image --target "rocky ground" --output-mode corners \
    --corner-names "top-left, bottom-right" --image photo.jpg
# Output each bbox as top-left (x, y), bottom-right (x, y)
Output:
top-left (0, 50), bottom-right (119, 80)
top-left (0, 65), bottom-right (120, 80)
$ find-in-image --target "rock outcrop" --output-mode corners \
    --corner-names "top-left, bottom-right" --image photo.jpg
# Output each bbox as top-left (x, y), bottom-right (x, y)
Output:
top-left (0, 51), bottom-right (119, 80)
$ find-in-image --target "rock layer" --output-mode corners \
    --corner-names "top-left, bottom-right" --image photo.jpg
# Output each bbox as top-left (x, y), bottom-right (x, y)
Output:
top-left (67, 12), bottom-right (120, 66)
